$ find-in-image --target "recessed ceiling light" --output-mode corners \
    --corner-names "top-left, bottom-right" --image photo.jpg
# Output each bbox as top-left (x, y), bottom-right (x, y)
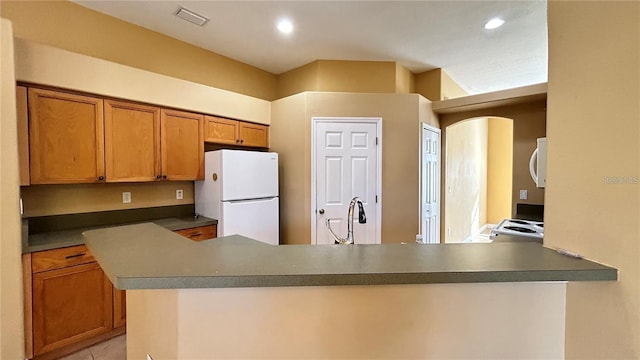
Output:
top-left (175, 7), bottom-right (209, 27)
top-left (484, 17), bottom-right (505, 30)
top-left (277, 19), bottom-right (294, 34)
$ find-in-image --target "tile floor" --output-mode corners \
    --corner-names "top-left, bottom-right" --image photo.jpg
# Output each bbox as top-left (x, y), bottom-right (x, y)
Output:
top-left (58, 334), bottom-right (126, 360)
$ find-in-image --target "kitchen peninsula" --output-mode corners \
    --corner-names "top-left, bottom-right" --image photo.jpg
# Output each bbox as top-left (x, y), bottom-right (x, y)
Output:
top-left (84, 223), bottom-right (616, 359)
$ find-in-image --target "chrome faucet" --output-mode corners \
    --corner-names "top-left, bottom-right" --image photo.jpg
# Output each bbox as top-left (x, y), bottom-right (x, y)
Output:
top-left (325, 197), bottom-right (367, 244)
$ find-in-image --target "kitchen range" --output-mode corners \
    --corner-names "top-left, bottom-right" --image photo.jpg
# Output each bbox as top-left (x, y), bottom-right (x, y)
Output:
top-left (490, 218), bottom-right (543, 243)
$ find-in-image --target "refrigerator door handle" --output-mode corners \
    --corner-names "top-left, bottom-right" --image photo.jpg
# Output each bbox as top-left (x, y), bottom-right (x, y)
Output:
top-left (226, 197), bottom-right (277, 203)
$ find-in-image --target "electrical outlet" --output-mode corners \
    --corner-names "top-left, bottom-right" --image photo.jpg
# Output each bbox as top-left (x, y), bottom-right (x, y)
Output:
top-left (122, 192), bottom-right (131, 204)
top-left (176, 189), bottom-right (184, 200)
top-left (519, 190), bottom-right (528, 200)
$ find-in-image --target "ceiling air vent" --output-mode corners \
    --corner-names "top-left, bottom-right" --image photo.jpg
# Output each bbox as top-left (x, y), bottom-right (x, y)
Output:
top-left (175, 7), bottom-right (209, 27)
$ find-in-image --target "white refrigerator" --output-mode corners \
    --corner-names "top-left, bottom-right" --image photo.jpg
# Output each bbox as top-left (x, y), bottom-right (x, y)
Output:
top-left (195, 150), bottom-right (279, 245)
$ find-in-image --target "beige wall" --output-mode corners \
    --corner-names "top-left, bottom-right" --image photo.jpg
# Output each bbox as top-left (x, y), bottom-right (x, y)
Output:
top-left (270, 93), bottom-right (309, 244)
top-left (271, 92), bottom-right (437, 244)
top-left (395, 63), bottom-right (416, 94)
top-left (487, 117), bottom-right (514, 224)
top-left (0, 18), bottom-right (24, 359)
top-left (276, 62), bottom-right (320, 99)
top-left (440, 69), bottom-right (469, 100)
top-left (15, 39), bottom-right (272, 125)
top-left (445, 118), bottom-right (488, 243)
top-left (276, 60), bottom-right (414, 99)
top-left (511, 105), bottom-right (546, 213)
top-left (21, 182), bottom-right (195, 217)
top-left (316, 60), bottom-right (397, 94)
top-left (0, 0), bottom-right (277, 101)
top-left (415, 69), bottom-right (442, 101)
top-left (439, 100), bottom-right (546, 228)
top-left (415, 68), bottom-right (468, 101)
top-left (546, 2), bottom-right (639, 358)
top-left (128, 283), bottom-right (566, 359)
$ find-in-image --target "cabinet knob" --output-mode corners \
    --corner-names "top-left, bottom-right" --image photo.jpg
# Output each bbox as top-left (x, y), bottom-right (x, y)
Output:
top-left (162, 175), bottom-right (167, 179)
top-left (318, 209), bottom-right (325, 214)
top-left (240, 139), bottom-right (244, 144)
top-left (98, 176), bottom-right (104, 181)
top-left (156, 175), bottom-right (162, 179)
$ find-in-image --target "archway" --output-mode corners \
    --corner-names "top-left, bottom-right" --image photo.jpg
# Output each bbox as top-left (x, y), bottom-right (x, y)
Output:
top-left (444, 117), bottom-right (513, 243)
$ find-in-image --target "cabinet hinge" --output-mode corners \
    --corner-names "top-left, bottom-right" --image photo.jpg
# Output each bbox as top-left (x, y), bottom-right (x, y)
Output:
top-left (376, 137), bottom-right (379, 145)
top-left (376, 195), bottom-right (378, 203)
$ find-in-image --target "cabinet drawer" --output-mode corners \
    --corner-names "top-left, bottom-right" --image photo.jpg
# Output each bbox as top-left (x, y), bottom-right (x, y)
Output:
top-left (174, 225), bottom-right (217, 241)
top-left (32, 245), bottom-right (95, 273)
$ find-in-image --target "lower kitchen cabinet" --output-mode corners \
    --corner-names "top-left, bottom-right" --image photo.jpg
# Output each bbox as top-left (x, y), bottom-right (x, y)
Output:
top-left (24, 245), bottom-right (125, 359)
top-left (113, 289), bottom-right (126, 329)
top-left (32, 262), bottom-right (113, 355)
top-left (174, 224), bottom-right (217, 241)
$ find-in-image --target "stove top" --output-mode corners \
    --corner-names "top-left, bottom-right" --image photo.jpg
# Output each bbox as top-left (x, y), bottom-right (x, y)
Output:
top-left (490, 219), bottom-right (543, 240)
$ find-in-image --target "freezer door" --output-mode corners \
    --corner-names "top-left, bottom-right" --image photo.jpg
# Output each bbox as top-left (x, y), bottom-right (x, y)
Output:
top-left (221, 197), bottom-right (279, 245)
top-left (220, 150), bottom-right (278, 201)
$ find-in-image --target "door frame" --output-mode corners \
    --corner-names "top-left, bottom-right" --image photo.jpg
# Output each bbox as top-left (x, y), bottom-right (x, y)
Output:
top-left (420, 123), bottom-right (442, 244)
top-left (311, 117), bottom-right (383, 245)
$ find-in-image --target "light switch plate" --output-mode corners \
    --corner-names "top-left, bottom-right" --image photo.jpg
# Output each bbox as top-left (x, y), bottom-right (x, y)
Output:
top-left (122, 192), bottom-right (131, 203)
top-left (519, 190), bottom-right (528, 200)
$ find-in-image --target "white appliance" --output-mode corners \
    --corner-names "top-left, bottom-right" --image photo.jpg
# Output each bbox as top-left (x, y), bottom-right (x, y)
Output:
top-left (529, 137), bottom-right (547, 188)
top-left (489, 219), bottom-right (543, 243)
top-left (195, 150), bottom-right (279, 245)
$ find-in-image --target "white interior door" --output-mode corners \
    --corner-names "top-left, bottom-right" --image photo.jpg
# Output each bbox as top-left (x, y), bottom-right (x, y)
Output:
top-left (421, 124), bottom-right (441, 243)
top-left (314, 119), bottom-right (380, 244)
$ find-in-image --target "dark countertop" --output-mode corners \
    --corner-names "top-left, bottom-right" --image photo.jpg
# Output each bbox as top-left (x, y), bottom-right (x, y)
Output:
top-left (25, 216), bottom-right (216, 253)
top-left (83, 223), bottom-right (617, 290)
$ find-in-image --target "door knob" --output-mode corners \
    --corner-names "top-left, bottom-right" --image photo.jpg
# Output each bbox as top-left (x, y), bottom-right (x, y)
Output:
top-left (318, 209), bottom-right (325, 214)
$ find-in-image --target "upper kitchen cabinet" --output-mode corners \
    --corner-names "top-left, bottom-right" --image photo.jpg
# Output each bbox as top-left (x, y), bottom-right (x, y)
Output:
top-left (161, 109), bottom-right (204, 181)
top-left (16, 86), bottom-right (30, 185)
top-left (28, 88), bottom-right (105, 184)
top-left (239, 122), bottom-right (269, 148)
top-left (104, 100), bottom-right (161, 182)
top-left (204, 115), bottom-right (269, 148)
top-left (204, 116), bottom-right (240, 145)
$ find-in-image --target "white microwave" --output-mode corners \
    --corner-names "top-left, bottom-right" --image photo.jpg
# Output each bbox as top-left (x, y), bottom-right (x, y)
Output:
top-left (529, 137), bottom-right (547, 188)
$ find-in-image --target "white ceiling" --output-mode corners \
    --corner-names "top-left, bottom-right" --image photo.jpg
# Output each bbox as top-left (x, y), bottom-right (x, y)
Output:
top-left (73, 1), bottom-right (548, 95)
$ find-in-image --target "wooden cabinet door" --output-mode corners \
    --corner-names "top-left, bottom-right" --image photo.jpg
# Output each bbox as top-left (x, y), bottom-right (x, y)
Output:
top-left (17, 86), bottom-right (30, 185)
top-left (239, 122), bottom-right (269, 148)
top-left (28, 88), bottom-right (105, 184)
top-left (113, 289), bottom-right (126, 329)
top-left (161, 109), bottom-right (204, 181)
top-left (204, 116), bottom-right (239, 145)
top-left (105, 100), bottom-right (161, 182)
top-left (32, 262), bottom-right (113, 355)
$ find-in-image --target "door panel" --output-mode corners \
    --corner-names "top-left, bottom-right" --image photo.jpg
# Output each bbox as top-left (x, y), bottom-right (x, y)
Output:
top-left (221, 198), bottom-right (279, 245)
top-left (421, 126), bottom-right (441, 243)
top-left (161, 109), bottom-right (204, 181)
top-left (105, 100), bottom-right (161, 182)
top-left (28, 88), bottom-right (105, 184)
top-left (204, 116), bottom-right (238, 145)
top-left (315, 121), bottom-right (378, 245)
top-left (220, 150), bottom-right (278, 201)
top-left (239, 122), bottom-right (269, 147)
top-left (32, 262), bottom-right (113, 355)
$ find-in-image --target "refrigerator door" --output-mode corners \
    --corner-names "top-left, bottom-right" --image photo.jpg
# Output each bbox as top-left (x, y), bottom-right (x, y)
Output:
top-left (221, 197), bottom-right (279, 245)
top-left (220, 150), bottom-right (278, 201)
